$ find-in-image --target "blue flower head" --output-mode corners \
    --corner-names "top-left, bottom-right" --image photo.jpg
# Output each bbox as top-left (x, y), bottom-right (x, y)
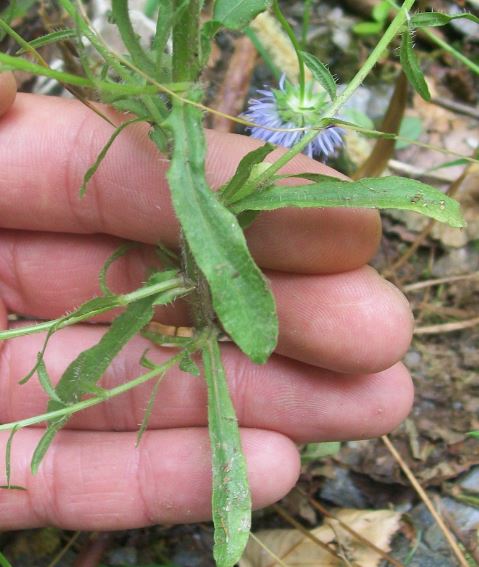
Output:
top-left (243, 75), bottom-right (344, 161)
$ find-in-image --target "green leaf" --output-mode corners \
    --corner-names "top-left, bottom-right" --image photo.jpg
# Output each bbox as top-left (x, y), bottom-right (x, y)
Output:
top-left (0, 52), bottom-right (157, 96)
top-left (37, 359), bottom-right (62, 403)
top-left (136, 375), bottom-right (163, 446)
top-left (400, 30), bottom-right (431, 101)
top-left (301, 441), bottom-right (341, 464)
top-left (213, 0), bottom-right (270, 29)
top-left (467, 430), bottom-right (479, 439)
top-left (31, 272), bottom-right (184, 473)
top-left (341, 108), bottom-right (374, 131)
top-left (5, 425), bottom-right (19, 490)
top-left (80, 117), bottom-right (146, 197)
top-left (111, 0), bottom-right (155, 73)
top-left (300, 51), bottom-right (337, 101)
top-left (230, 176), bottom-right (466, 228)
top-left (17, 28), bottom-right (77, 53)
top-left (165, 101), bottom-right (277, 363)
top-left (411, 11), bottom-right (479, 29)
top-left (353, 21), bottom-right (384, 36)
top-left (372, 0), bottom-right (390, 23)
top-left (202, 336), bottom-right (251, 567)
top-left (395, 116), bottom-right (423, 149)
top-left (200, 20), bottom-right (223, 66)
top-left (19, 295), bottom-right (124, 385)
top-left (0, 551), bottom-right (13, 567)
top-left (99, 242), bottom-right (139, 296)
top-left (179, 351), bottom-right (200, 376)
top-left (220, 143), bottom-right (275, 204)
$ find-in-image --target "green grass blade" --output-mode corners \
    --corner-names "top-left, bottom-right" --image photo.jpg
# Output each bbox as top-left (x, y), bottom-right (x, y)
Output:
top-left (165, 100), bottom-right (278, 364)
top-left (202, 335), bottom-right (251, 567)
top-left (230, 176), bottom-right (465, 228)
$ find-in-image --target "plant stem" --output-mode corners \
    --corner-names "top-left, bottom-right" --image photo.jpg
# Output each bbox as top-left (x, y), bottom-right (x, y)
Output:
top-left (301, 0), bottom-right (314, 49)
top-left (423, 28), bottom-right (479, 75)
top-left (172, 0), bottom-right (201, 82)
top-left (272, 0), bottom-right (306, 103)
top-left (111, 0), bottom-right (155, 73)
top-left (0, 279), bottom-right (192, 341)
top-left (0, 352), bottom-right (185, 432)
top-left (252, 0), bottom-right (416, 187)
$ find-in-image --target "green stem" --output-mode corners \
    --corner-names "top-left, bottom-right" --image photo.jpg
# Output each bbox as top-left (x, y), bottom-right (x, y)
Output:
top-left (301, 0), bottom-right (314, 49)
top-left (252, 0), bottom-right (416, 188)
top-left (111, 0), bottom-right (155, 74)
top-left (272, 0), bottom-right (306, 103)
top-left (172, 0), bottom-right (201, 82)
top-left (0, 351), bottom-right (185, 432)
top-left (387, 0), bottom-right (479, 75)
top-left (0, 278), bottom-right (192, 341)
top-left (423, 28), bottom-right (479, 75)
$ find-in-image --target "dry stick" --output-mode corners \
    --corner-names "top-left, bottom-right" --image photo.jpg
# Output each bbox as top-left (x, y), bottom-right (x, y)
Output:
top-left (432, 96), bottom-right (479, 120)
top-left (404, 271), bottom-right (479, 292)
top-left (271, 503), bottom-right (351, 565)
top-left (46, 531), bottom-right (82, 567)
top-left (435, 497), bottom-right (479, 565)
top-left (414, 315), bottom-right (479, 335)
top-left (295, 486), bottom-right (406, 567)
top-left (381, 435), bottom-right (469, 567)
top-left (210, 35), bottom-right (257, 132)
top-left (248, 532), bottom-right (291, 567)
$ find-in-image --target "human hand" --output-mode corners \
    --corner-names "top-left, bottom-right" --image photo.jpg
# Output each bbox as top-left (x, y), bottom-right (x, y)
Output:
top-left (0, 73), bottom-right (414, 530)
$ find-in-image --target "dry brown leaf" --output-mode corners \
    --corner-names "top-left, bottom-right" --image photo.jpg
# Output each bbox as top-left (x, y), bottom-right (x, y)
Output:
top-left (240, 509), bottom-right (402, 567)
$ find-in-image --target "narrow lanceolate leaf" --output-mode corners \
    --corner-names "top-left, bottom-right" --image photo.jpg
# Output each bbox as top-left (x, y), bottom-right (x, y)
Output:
top-left (166, 101), bottom-right (277, 363)
top-left (301, 51), bottom-right (337, 100)
top-left (230, 176), bottom-right (465, 228)
top-left (31, 273), bottom-right (184, 473)
top-left (411, 11), bottom-right (479, 28)
top-left (202, 336), bottom-right (251, 567)
top-left (213, 0), bottom-right (271, 29)
top-left (220, 143), bottom-right (275, 204)
top-left (17, 28), bottom-right (77, 53)
top-left (80, 117), bottom-right (145, 197)
top-left (400, 30), bottom-right (431, 101)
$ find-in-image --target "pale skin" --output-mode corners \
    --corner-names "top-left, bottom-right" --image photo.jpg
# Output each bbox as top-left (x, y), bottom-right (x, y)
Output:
top-left (0, 72), bottom-right (414, 530)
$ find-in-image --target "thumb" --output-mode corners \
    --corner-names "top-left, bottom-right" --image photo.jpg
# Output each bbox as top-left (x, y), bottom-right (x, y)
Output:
top-left (0, 72), bottom-right (17, 117)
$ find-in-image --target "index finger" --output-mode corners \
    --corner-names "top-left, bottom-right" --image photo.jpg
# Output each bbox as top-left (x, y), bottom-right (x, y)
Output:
top-left (0, 93), bottom-right (380, 274)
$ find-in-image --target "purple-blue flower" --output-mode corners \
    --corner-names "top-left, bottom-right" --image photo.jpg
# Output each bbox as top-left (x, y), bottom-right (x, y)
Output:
top-left (243, 75), bottom-right (344, 161)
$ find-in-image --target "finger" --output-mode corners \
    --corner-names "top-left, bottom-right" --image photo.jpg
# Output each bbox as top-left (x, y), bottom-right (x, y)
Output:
top-left (0, 93), bottom-right (380, 274)
top-left (0, 427), bottom-right (299, 529)
top-left (0, 325), bottom-right (414, 442)
top-left (0, 231), bottom-right (413, 372)
top-left (0, 72), bottom-right (16, 117)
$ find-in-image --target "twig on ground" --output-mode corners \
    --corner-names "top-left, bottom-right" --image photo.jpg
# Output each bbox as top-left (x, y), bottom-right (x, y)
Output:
top-left (414, 315), bottom-right (479, 335)
top-left (432, 96), bottom-right (479, 120)
top-left (271, 503), bottom-right (349, 564)
top-left (381, 435), bottom-right (470, 567)
top-left (295, 486), bottom-right (406, 567)
top-left (404, 272), bottom-right (479, 292)
top-left (249, 532), bottom-right (291, 567)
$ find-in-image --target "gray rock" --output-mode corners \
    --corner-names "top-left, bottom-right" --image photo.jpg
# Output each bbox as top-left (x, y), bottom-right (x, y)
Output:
top-left (320, 467), bottom-right (368, 508)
